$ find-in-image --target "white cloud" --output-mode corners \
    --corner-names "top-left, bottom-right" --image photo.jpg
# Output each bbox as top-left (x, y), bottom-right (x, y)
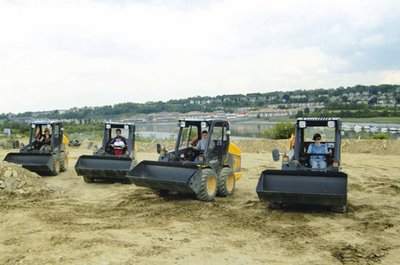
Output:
top-left (380, 70), bottom-right (400, 84)
top-left (0, 0), bottom-right (399, 113)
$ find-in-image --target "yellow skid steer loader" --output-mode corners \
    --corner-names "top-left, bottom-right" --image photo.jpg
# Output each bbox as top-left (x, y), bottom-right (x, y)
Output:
top-left (4, 121), bottom-right (69, 176)
top-left (127, 119), bottom-right (242, 201)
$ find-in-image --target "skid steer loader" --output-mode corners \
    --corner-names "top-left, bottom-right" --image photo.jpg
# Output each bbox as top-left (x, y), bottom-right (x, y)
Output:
top-left (4, 121), bottom-right (69, 176)
top-left (256, 117), bottom-right (348, 212)
top-left (127, 119), bottom-right (242, 201)
top-left (75, 122), bottom-right (136, 183)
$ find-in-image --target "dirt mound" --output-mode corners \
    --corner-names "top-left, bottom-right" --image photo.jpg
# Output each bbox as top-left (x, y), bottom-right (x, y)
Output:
top-left (232, 139), bottom-right (288, 153)
top-left (341, 139), bottom-right (400, 155)
top-left (0, 161), bottom-right (53, 196)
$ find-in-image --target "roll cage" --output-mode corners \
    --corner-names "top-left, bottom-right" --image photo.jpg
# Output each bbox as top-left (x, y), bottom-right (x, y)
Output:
top-left (293, 118), bottom-right (342, 171)
top-left (99, 122), bottom-right (136, 159)
top-left (27, 121), bottom-right (64, 152)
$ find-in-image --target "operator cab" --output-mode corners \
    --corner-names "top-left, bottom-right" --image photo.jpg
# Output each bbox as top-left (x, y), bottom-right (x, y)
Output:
top-left (97, 122), bottom-right (136, 158)
top-left (158, 119), bottom-right (230, 166)
top-left (25, 121), bottom-right (63, 153)
top-left (300, 128), bottom-right (335, 168)
top-left (279, 118), bottom-right (342, 171)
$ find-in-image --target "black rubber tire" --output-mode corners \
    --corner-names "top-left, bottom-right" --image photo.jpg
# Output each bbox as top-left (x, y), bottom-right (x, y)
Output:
top-left (60, 152), bottom-right (68, 172)
top-left (217, 167), bottom-right (236, 197)
top-left (83, 176), bottom-right (94, 183)
top-left (196, 168), bottom-right (217, 201)
top-left (50, 158), bottom-right (60, 176)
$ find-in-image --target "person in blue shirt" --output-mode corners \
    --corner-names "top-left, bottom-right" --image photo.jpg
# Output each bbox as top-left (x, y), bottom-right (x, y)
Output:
top-left (307, 133), bottom-right (330, 169)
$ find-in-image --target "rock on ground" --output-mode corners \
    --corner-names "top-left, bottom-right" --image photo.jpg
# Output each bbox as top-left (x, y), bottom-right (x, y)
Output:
top-left (0, 161), bottom-right (52, 196)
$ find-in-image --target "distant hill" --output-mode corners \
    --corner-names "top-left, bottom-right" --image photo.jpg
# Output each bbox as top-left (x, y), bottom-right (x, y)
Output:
top-left (2, 84), bottom-right (400, 121)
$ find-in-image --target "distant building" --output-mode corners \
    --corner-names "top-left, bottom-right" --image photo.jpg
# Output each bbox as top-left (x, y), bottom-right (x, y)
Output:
top-left (3, 128), bottom-right (11, 137)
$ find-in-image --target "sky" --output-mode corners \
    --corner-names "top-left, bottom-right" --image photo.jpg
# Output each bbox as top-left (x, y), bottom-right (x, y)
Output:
top-left (1, 0), bottom-right (400, 114)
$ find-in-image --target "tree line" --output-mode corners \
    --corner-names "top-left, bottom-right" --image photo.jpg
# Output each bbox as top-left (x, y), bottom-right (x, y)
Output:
top-left (2, 84), bottom-right (399, 120)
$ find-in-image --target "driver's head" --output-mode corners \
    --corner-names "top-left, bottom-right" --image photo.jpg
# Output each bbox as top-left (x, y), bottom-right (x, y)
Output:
top-left (116, 128), bottom-right (122, 135)
top-left (201, 130), bottom-right (208, 139)
top-left (313, 133), bottom-right (322, 141)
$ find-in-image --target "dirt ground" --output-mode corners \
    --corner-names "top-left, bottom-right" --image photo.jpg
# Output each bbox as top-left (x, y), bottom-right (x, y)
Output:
top-left (1, 140), bottom-right (400, 265)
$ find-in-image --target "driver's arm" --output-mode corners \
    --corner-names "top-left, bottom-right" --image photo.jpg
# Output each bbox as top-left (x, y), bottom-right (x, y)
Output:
top-left (193, 140), bottom-right (201, 150)
top-left (190, 136), bottom-right (198, 146)
top-left (324, 145), bottom-right (330, 154)
top-left (307, 144), bottom-right (313, 153)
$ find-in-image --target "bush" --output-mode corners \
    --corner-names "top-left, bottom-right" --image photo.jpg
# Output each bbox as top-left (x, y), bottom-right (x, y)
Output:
top-left (261, 121), bottom-right (295, 139)
top-left (371, 133), bottom-right (390, 140)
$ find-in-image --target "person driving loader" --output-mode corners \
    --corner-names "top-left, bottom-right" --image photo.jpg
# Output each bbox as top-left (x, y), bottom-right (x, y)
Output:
top-left (307, 133), bottom-right (330, 169)
top-left (110, 128), bottom-right (127, 155)
top-left (191, 130), bottom-right (215, 162)
top-left (28, 127), bottom-right (51, 152)
top-left (39, 128), bottom-right (52, 153)
top-left (112, 136), bottom-right (126, 156)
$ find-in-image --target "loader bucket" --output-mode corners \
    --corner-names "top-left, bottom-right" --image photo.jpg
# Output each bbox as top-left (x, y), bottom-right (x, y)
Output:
top-left (4, 152), bottom-right (55, 175)
top-left (75, 155), bottom-right (135, 179)
top-left (256, 169), bottom-right (347, 208)
top-left (127, 160), bottom-right (201, 194)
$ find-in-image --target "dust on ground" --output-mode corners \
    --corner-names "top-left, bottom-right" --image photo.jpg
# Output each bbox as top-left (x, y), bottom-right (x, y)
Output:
top-left (0, 140), bottom-right (399, 265)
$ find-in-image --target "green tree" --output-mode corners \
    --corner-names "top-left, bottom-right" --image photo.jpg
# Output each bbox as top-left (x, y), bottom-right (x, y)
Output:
top-left (261, 121), bottom-right (294, 139)
top-left (371, 133), bottom-right (389, 140)
top-left (368, 97), bottom-right (377, 105)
